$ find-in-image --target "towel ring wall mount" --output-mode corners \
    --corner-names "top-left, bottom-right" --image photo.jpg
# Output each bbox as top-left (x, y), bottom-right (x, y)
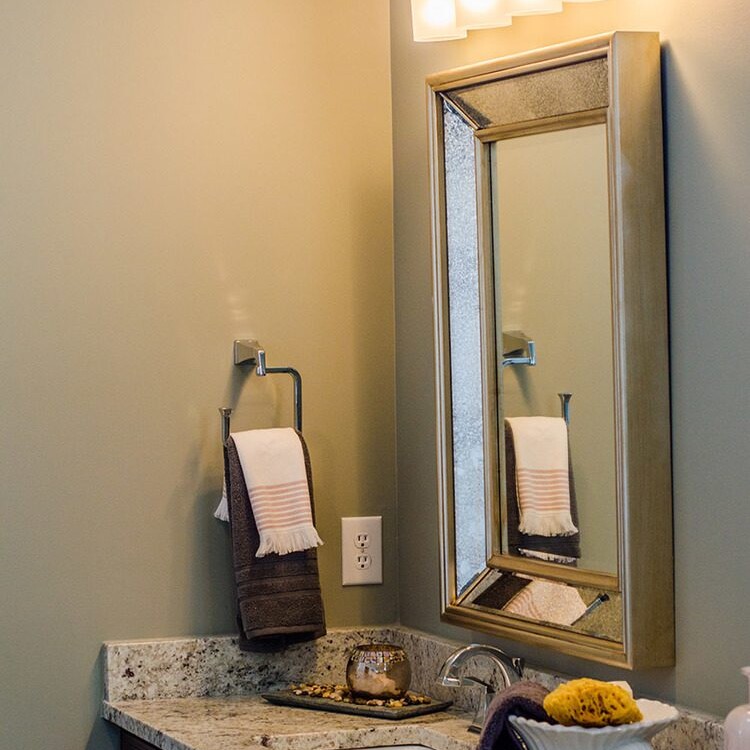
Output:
top-left (502, 330), bottom-right (536, 368)
top-left (220, 339), bottom-right (303, 440)
top-left (503, 329), bottom-right (571, 424)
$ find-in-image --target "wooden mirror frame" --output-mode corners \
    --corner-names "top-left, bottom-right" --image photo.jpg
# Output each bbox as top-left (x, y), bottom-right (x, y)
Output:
top-left (429, 32), bottom-right (674, 668)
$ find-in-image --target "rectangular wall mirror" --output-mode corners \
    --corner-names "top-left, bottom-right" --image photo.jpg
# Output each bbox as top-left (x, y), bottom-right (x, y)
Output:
top-left (429, 32), bottom-right (673, 668)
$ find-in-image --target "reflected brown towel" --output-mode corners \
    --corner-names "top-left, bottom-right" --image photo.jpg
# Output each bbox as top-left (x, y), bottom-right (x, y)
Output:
top-left (505, 424), bottom-right (580, 563)
top-left (478, 681), bottom-right (552, 750)
top-left (224, 435), bottom-right (326, 652)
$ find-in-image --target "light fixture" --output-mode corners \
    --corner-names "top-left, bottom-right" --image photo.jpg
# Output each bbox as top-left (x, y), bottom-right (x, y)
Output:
top-left (411, 0), bottom-right (603, 42)
top-left (455, 0), bottom-right (512, 29)
top-left (411, 0), bottom-right (467, 42)
top-left (504, 0), bottom-right (562, 14)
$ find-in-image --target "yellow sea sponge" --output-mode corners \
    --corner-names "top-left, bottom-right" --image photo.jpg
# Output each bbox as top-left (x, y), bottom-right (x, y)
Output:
top-left (543, 678), bottom-right (643, 727)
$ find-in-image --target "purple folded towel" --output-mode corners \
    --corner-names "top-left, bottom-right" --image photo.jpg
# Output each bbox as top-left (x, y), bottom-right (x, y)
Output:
top-left (478, 681), bottom-right (552, 750)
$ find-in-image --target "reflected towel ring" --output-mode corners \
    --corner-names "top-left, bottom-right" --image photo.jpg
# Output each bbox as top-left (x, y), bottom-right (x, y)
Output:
top-left (502, 330), bottom-right (536, 368)
top-left (558, 392), bottom-right (572, 426)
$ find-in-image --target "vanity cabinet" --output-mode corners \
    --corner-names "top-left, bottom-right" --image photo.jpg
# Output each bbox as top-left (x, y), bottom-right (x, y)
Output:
top-left (122, 731), bottom-right (159, 750)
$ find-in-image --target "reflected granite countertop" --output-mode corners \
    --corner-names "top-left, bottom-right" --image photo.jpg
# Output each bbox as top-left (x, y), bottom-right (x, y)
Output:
top-left (103, 695), bottom-right (478, 750)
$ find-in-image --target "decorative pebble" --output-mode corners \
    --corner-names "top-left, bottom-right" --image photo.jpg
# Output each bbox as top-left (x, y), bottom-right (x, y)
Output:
top-left (287, 682), bottom-right (431, 708)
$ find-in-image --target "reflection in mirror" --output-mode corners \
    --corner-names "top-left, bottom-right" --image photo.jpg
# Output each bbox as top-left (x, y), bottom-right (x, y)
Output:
top-left (461, 569), bottom-right (622, 642)
top-left (494, 123), bottom-right (618, 575)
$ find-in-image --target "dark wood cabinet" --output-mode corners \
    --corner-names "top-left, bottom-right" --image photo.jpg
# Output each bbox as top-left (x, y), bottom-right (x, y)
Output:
top-left (122, 730), bottom-right (160, 750)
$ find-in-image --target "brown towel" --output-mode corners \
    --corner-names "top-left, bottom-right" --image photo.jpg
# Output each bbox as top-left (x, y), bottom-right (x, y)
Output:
top-left (224, 435), bottom-right (326, 652)
top-left (478, 681), bottom-right (552, 750)
top-left (505, 424), bottom-right (581, 563)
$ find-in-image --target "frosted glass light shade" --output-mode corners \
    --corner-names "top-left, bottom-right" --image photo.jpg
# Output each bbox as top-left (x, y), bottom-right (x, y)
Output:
top-left (456, 0), bottom-right (513, 28)
top-left (505, 0), bottom-right (563, 14)
top-left (411, 0), bottom-right (467, 41)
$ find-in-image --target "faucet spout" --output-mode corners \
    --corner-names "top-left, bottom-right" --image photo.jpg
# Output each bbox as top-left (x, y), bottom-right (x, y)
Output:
top-left (437, 644), bottom-right (524, 733)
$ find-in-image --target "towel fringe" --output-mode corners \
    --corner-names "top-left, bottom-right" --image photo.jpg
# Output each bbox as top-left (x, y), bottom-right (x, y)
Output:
top-left (256, 525), bottom-right (324, 558)
top-left (519, 548), bottom-right (578, 565)
top-left (214, 481), bottom-right (230, 522)
top-left (519, 510), bottom-right (578, 537)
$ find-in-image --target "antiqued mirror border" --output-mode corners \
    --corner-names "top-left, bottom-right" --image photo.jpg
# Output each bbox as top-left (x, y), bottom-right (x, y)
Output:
top-left (429, 32), bottom-right (673, 669)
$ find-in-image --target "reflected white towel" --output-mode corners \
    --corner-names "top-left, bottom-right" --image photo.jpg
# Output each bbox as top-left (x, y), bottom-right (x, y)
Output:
top-left (506, 417), bottom-right (578, 537)
top-left (503, 580), bottom-right (587, 626)
top-left (215, 428), bottom-right (323, 557)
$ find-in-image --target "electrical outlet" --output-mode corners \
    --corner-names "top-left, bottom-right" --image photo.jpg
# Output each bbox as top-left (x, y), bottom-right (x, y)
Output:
top-left (342, 516), bottom-right (382, 585)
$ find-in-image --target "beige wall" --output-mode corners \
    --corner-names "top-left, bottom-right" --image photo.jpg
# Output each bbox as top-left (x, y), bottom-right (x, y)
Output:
top-left (392, 0), bottom-right (750, 717)
top-left (0, 2), bottom-right (394, 747)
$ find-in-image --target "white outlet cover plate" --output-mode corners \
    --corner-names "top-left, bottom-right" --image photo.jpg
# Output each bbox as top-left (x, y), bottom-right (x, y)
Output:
top-left (341, 516), bottom-right (382, 586)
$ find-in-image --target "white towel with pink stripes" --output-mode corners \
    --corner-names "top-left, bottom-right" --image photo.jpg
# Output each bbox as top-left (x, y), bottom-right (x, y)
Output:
top-left (506, 416), bottom-right (578, 538)
top-left (229, 427), bottom-right (323, 557)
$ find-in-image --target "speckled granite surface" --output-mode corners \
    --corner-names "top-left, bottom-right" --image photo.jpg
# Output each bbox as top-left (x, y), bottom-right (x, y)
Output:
top-left (104, 696), bottom-right (475, 750)
top-left (104, 628), bottom-right (401, 703)
top-left (652, 712), bottom-right (724, 750)
top-left (103, 625), bottom-right (723, 750)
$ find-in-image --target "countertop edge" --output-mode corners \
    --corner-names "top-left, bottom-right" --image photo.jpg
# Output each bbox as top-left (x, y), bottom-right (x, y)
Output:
top-left (103, 701), bottom-right (203, 750)
top-left (102, 698), bottom-right (478, 750)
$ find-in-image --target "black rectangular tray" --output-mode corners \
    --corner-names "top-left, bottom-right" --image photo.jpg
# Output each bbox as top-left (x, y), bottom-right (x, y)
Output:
top-left (261, 690), bottom-right (453, 720)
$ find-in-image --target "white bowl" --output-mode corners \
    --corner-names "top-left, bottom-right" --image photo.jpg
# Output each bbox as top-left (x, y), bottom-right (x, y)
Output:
top-left (507, 698), bottom-right (679, 750)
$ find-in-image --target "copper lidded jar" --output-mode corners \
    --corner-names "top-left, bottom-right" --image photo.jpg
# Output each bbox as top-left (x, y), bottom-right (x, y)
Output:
top-left (345, 643), bottom-right (412, 699)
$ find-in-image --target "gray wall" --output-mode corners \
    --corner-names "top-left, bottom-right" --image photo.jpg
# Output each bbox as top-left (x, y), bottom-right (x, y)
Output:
top-left (0, 2), bottom-right (394, 748)
top-left (391, 0), bottom-right (750, 717)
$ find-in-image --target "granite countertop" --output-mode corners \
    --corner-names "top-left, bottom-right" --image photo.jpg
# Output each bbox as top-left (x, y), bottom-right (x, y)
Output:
top-left (103, 695), bottom-right (478, 750)
top-left (101, 627), bottom-right (724, 750)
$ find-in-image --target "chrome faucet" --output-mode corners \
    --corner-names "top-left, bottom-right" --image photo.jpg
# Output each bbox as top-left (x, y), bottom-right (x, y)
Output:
top-left (437, 644), bottom-right (524, 733)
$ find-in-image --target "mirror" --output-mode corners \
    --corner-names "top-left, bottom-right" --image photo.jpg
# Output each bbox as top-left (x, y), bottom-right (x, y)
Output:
top-left (430, 32), bottom-right (674, 668)
top-left (494, 123), bottom-right (617, 576)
